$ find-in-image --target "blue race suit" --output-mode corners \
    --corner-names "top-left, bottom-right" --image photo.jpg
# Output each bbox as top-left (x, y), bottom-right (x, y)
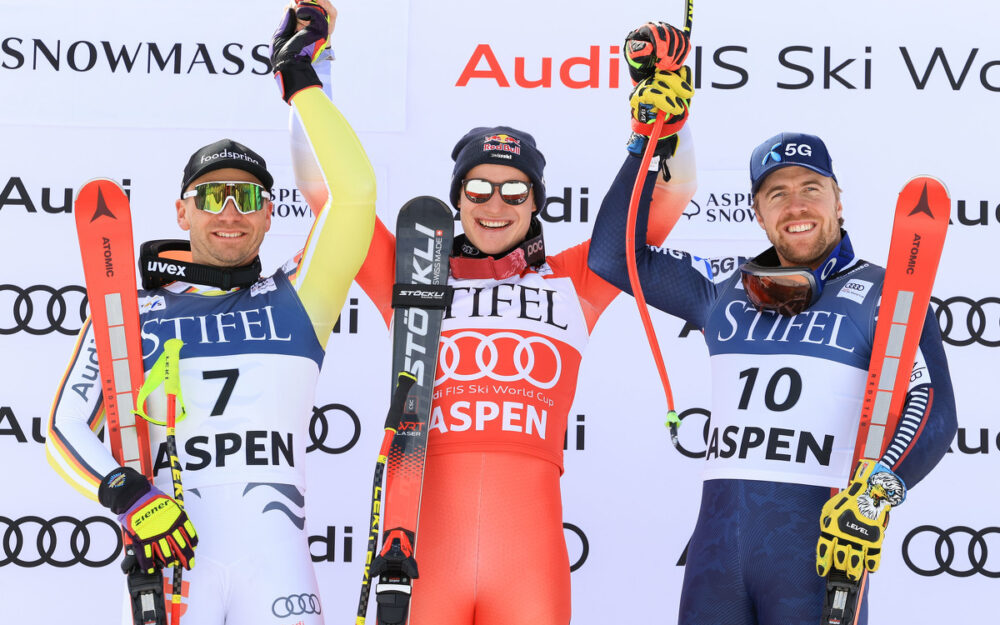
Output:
top-left (587, 153), bottom-right (957, 625)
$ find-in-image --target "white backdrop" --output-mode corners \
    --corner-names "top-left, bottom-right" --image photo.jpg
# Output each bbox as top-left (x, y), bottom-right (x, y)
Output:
top-left (0, 1), bottom-right (996, 623)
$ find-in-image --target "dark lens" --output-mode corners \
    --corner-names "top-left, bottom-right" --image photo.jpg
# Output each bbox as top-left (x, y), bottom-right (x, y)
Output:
top-left (499, 181), bottom-right (530, 205)
top-left (463, 179), bottom-right (494, 203)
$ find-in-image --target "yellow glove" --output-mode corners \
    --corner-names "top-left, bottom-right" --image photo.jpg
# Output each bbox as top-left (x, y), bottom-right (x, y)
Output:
top-left (816, 459), bottom-right (906, 581)
top-left (630, 68), bottom-right (694, 121)
top-left (627, 68), bottom-right (694, 162)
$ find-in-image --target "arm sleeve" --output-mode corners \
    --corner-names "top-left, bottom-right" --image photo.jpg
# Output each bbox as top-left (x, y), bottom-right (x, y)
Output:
top-left (290, 99), bottom-right (394, 329)
top-left (587, 134), bottom-right (719, 329)
top-left (559, 128), bottom-right (700, 331)
top-left (45, 319), bottom-right (119, 501)
top-left (285, 87), bottom-right (377, 343)
top-left (879, 307), bottom-right (958, 489)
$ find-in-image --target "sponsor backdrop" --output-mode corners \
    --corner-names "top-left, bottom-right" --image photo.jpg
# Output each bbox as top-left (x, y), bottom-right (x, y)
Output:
top-left (0, 0), bottom-right (994, 623)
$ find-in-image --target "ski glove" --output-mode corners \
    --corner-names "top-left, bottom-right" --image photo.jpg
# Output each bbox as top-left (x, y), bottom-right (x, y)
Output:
top-left (816, 459), bottom-right (906, 581)
top-left (271, 0), bottom-right (332, 103)
top-left (624, 21), bottom-right (691, 84)
top-left (99, 466), bottom-right (198, 575)
top-left (626, 67), bottom-right (693, 163)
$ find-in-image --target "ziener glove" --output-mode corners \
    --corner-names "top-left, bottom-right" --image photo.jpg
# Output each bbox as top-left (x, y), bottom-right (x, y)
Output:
top-left (624, 21), bottom-right (691, 84)
top-left (626, 67), bottom-right (694, 163)
top-left (99, 466), bottom-right (198, 575)
top-left (816, 459), bottom-right (906, 581)
top-left (271, 0), bottom-right (332, 103)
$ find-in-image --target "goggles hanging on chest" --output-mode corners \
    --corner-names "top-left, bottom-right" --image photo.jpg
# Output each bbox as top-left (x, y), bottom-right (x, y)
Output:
top-left (739, 231), bottom-right (855, 317)
top-left (138, 239), bottom-right (262, 290)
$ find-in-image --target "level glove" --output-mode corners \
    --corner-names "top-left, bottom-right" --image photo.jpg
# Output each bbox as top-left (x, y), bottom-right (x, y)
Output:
top-left (99, 466), bottom-right (198, 574)
top-left (816, 459), bottom-right (906, 581)
top-left (626, 67), bottom-right (693, 162)
top-left (271, 0), bottom-right (332, 103)
top-left (624, 21), bottom-right (691, 84)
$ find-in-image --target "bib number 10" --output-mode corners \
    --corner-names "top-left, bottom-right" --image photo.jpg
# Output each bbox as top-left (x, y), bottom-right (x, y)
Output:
top-left (737, 367), bottom-right (802, 412)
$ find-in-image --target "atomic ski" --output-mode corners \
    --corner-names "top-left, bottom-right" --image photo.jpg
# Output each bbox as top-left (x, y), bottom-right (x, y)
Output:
top-left (369, 197), bottom-right (454, 625)
top-left (821, 176), bottom-right (950, 625)
top-left (74, 179), bottom-right (167, 625)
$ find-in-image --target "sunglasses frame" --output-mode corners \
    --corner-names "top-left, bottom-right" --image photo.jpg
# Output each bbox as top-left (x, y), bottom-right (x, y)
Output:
top-left (181, 181), bottom-right (272, 215)
top-left (461, 178), bottom-right (533, 206)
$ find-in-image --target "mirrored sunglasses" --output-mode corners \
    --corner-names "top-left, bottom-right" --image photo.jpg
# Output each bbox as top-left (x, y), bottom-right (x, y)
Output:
top-left (462, 178), bottom-right (532, 205)
top-left (181, 181), bottom-right (271, 214)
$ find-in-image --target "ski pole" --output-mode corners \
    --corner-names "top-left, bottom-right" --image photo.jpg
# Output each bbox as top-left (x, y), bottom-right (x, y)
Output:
top-left (162, 338), bottom-right (186, 625)
top-left (357, 372), bottom-right (417, 625)
top-left (624, 0), bottom-right (694, 446)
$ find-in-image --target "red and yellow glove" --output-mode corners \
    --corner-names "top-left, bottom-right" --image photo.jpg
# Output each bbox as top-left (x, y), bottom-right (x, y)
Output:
top-left (624, 21), bottom-right (691, 84)
top-left (99, 467), bottom-right (198, 574)
top-left (816, 459), bottom-right (906, 581)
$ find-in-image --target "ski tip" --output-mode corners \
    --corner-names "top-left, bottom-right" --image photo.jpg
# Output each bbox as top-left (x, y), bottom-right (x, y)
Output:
top-left (401, 195), bottom-right (451, 212)
top-left (901, 175), bottom-right (950, 199)
top-left (75, 177), bottom-right (127, 198)
top-left (897, 175), bottom-right (951, 222)
top-left (74, 178), bottom-right (129, 209)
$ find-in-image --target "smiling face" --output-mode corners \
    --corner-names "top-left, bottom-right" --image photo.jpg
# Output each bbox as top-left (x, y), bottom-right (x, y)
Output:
top-left (458, 163), bottom-right (536, 255)
top-left (175, 167), bottom-right (272, 268)
top-left (753, 165), bottom-right (843, 270)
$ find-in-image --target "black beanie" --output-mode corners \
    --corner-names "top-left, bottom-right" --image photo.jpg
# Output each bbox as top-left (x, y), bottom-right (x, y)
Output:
top-left (449, 126), bottom-right (546, 211)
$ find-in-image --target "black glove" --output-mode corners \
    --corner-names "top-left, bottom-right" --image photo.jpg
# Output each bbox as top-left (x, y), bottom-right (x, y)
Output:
top-left (624, 21), bottom-right (691, 84)
top-left (270, 1), bottom-right (331, 103)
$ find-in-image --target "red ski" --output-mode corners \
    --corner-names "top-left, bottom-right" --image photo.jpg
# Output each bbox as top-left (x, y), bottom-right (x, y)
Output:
top-left (822, 176), bottom-right (951, 625)
top-left (75, 179), bottom-right (168, 625)
top-left (74, 179), bottom-right (151, 476)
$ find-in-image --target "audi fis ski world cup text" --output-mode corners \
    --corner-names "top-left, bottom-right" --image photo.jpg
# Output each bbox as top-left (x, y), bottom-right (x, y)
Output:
top-left (455, 42), bottom-right (1000, 91)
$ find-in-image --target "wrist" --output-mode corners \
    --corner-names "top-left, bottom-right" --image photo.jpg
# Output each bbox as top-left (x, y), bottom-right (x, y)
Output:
top-left (275, 62), bottom-right (322, 104)
top-left (98, 466), bottom-right (151, 514)
top-left (871, 461), bottom-right (907, 505)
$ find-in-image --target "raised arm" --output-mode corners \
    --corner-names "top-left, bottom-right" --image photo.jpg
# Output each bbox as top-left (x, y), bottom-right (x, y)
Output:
top-left (272, 1), bottom-right (377, 341)
top-left (588, 126), bottom-right (718, 329)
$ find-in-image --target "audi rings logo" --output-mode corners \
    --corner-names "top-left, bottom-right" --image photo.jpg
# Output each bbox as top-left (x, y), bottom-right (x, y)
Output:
top-left (272, 593), bottom-right (322, 617)
top-left (307, 403), bottom-right (361, 454)
top-left (1, 516), bottom-right (121, 567)
top-left (0, 284), bottom-right (88, 335)
top-left (437, 331), bottom-right (563, 389)
top-left (902, 525), bottom-right (1000, 578)
top-left (931, 296), bottom-right (1000, 347)
top-left (563, 522), bottom-right (590, 572)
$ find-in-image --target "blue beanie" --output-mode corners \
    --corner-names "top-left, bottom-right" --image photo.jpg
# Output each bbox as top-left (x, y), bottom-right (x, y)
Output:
top-left (449, 126), bottom-right (546, 211)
